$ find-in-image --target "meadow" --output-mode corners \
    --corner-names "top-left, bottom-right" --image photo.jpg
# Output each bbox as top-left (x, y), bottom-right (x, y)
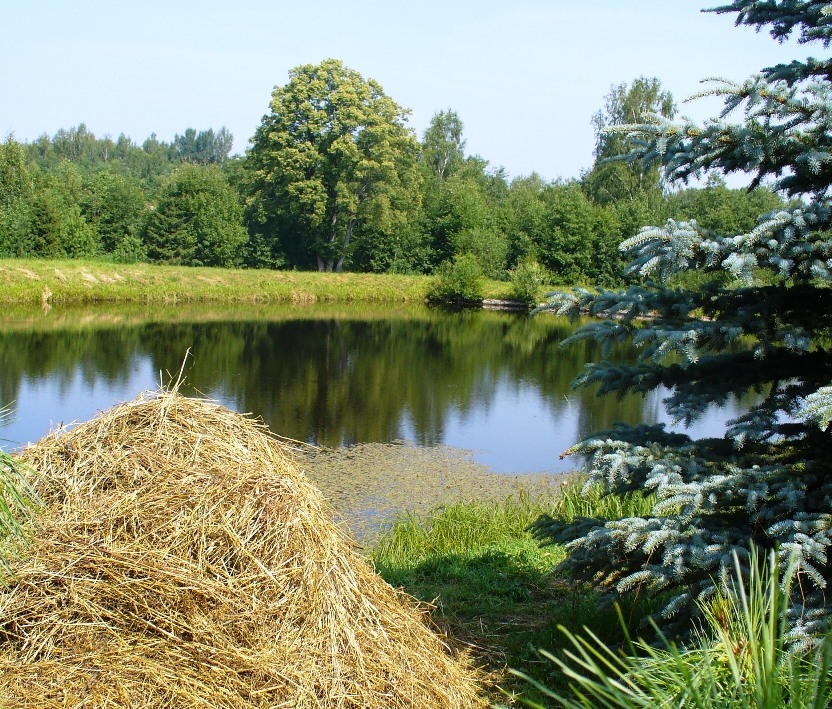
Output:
top-left (0, 258), bottom-right (516, 306)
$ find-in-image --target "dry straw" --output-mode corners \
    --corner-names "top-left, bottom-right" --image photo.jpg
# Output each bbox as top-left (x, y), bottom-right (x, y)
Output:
top-left (0, 391), bottom-right (486, 707)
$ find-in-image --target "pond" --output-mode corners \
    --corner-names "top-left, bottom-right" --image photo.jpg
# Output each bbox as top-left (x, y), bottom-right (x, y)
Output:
top-left (0, 301), bottom-right (741, 475)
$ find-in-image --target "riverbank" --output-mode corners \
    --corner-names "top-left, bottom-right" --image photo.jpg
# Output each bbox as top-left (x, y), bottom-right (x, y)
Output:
top-left (0, 258), bottom-right (517, 306)
top-left (300, 441), bottom-right (568, 545)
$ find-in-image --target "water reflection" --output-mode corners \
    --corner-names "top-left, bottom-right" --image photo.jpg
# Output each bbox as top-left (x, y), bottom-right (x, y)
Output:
top-left (0, 304), bottom-right (744, 473)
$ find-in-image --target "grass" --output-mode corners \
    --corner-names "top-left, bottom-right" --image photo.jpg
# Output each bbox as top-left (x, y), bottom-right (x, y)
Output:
top-left (368, 480), bottom-right (658, 705)
top-left (0, 404), bottom-right (40, 577)
top-left (371, 483), bottom-right (832, 708)
top-left (506, 547), bottom-right (832, 709)
top-left (0, 258), bottom-right (517, 306)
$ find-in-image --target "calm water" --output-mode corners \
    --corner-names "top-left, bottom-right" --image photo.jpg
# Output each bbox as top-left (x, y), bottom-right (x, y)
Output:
top-left (0, 303), bottom-right (743, 474)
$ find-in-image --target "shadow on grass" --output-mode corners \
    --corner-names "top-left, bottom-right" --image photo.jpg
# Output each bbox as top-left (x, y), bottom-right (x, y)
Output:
top-left (368, 489), bottom-right (663, 704)
top-left (374, 546), bottom-right (663, 705)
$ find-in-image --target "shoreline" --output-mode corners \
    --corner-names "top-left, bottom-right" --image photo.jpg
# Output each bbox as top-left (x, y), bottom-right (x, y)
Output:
top-left (300, 441), bottom-right (571, 545)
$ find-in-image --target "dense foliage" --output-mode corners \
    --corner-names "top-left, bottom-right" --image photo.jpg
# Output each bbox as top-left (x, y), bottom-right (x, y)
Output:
top-left (143, 164), bottom-right (247, 267)
top-left (533, 0), bottom-right (832, 643)
top-left (1, 59), bottom-right (786, 287)
top-left (246, 59), bottom-right (423, 272)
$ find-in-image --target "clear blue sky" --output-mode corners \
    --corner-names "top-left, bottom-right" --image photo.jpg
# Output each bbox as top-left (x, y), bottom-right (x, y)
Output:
top-left (2, 1), bottom-right (801, 182)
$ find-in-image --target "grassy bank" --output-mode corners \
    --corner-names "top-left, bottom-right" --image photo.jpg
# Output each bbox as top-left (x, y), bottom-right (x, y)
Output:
top-left (371, 485), bottom-right (832, 707)
top-left (0, 258), bottom-right (516, 306)
top-left (368, 481), bottom-right (657, 705)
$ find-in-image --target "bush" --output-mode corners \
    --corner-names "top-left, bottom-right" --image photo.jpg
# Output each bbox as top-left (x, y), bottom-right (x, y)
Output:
top-left (509, 258), bottom-right (549, 306)
top-left (110, 234), bottom-right (147, 264)
top-left (427, 253), bottom-right (484, 306)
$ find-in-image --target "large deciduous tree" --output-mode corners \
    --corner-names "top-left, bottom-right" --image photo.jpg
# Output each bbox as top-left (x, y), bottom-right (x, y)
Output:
top-left (247, 59), bottom-right (422, 272)
top-left (533, 2), bottom-right (832, 642)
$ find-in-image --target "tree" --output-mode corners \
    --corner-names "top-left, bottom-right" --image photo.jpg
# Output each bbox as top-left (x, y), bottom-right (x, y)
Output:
top-left (143, 164), bottom-right (247, 267)
top-left (525, 181), bottom-right (627, 286)
top-left (174, 127), bottom-right (234, 165)
top-left (138, 133), bottom-right (177, 184)
top-left (421, 109), bottom-right (466, 181)
top-left (50, 123), bottom-right (100, 168)
top-left (247, 59), bottom-right (422, 272)
top-left (533, 2), bottom-right (832, 642)
top-left (0, 136), bottom-right (33, 256)
top-left (503, 173), bottom-right (548, 267)
top-left (418, 170), bottom-right (505, 277)
top-left (537, 181), bottom-right (600, 282)
top-left (82, 170), bottom-right (147, 256)
top-left (582, 77), bottom-right (675, 205)
top-left (26, 161), bottom-right (99, 258)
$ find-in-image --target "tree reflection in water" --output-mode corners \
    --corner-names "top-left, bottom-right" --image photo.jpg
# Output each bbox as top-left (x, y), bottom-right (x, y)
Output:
top-left (0, 303), bottom-right (746, 473)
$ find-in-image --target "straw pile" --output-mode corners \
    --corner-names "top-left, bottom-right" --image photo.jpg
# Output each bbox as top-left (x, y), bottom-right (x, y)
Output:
top-left (0, 392), bottom-right (486, 708)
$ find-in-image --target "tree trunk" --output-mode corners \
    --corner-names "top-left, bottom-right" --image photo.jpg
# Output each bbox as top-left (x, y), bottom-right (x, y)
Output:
top-left (335, 218), bottom-right (356, 273)
top-left (324, 207), bottom-right (339, 273)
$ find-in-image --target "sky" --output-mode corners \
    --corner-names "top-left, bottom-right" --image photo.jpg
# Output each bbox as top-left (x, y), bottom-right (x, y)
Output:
top-left (1, 1), bottom-right (805, 183)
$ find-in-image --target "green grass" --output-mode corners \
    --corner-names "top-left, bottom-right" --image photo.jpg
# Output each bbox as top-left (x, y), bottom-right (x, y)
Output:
top-left (0, 258), bottom-right (517, 306)
top-left (368, 480), bottom-right (658, 704)
top-left (507, 547), bottom-right (832, 709)
top-left (0, 451), bottom-right (40, 578)
top-left (371, 484), bottom-right (832, 708)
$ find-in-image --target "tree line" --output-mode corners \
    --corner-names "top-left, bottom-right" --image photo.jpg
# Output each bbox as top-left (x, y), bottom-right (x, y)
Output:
top-left (0, 60), bottom-right (784, 283)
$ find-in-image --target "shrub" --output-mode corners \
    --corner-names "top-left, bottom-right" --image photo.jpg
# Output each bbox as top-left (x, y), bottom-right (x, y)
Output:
top-left (509, 258), bottom-right (549, 306)
top-left (427, 253), bottom-right (484, 306)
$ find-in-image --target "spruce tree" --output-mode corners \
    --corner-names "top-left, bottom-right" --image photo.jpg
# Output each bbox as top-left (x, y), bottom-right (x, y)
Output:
top-left (533, 1), bottom-right (832, 643)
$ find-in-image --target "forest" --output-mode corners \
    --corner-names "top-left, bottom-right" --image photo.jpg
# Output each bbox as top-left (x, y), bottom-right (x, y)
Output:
top-left (0, 63), bottom-right (784, 286)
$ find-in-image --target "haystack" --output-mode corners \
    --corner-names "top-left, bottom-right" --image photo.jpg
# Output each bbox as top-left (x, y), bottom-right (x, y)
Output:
top-left (0, 392), bottom-right (486, 707)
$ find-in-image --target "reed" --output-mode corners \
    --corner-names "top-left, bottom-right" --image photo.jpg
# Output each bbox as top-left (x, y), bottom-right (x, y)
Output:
top-left (0, 453), bottom-right (39, 577)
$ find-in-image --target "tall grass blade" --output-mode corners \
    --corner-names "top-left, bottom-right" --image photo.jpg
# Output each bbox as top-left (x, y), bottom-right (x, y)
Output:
top-left (507, 545), bottom-right (832, 708)
top-left (0, 450), bottom-right (40, 577)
